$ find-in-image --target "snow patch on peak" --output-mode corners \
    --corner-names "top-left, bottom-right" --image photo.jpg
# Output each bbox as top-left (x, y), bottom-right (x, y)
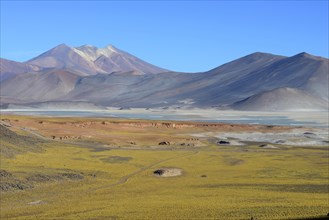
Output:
top-left (105, 44), bottom-right (117, 51)
top-left (73, 44), bottom-right (119, 62)
top-left (97, 47), bottom-right (118, 58)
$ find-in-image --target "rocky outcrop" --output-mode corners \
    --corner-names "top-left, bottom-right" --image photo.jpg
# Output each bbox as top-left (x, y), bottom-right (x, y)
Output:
top-left (259, 144), bottom-right (278, 149)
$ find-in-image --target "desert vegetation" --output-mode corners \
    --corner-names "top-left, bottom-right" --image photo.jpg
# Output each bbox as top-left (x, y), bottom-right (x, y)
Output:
top-left (0, 115), bottom-right (328, 219)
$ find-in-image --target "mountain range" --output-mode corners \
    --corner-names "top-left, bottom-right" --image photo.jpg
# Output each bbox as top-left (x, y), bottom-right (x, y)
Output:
top-left (0, 44), bottom-right (328, 111)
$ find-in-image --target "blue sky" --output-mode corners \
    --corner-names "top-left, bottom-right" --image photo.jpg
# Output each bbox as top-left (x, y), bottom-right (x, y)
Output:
top-left (1, 1), bottom-right (328, 72)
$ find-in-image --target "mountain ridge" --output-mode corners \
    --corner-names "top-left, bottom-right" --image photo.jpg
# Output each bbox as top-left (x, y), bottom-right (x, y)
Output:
top-left (25, 44), bottom-right (168, 75)
top-left (1, 44), bottom-right (328, 111)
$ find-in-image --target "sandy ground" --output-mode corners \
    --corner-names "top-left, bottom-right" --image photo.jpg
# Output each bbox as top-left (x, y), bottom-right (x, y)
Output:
top-left (154, 168), bottom-right (183, 177)
top-left (195, 127), bottom-right (329, 146)
top-left (1, 113), bottom-right (327, 147)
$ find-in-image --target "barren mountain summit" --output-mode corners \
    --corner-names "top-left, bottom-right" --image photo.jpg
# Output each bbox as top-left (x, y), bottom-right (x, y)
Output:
top-left (25, 44), bottom-right (168, 75)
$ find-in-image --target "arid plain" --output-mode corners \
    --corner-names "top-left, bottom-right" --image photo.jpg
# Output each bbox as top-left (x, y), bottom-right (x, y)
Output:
top-left (1, 115), bottom-right (328, 220)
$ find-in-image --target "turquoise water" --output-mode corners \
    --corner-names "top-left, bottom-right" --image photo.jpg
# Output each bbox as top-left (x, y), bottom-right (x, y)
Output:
top-left (1, 110), bottom-right (323, 127)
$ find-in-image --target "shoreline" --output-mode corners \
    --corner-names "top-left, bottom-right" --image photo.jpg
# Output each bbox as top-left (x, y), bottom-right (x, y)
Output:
top-left (1, 108), bottom-right (328, 127)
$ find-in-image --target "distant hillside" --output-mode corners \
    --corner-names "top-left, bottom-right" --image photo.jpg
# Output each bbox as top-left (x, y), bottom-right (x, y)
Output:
top-left (0, 58), bottom-right (42, 81)
top-left (231, 87), bottom-right (328, 111)
top-left (1, 44), bottom-right (328, 111)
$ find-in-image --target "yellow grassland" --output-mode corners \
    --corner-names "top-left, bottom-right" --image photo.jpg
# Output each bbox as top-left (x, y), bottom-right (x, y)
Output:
top-left (0, 115), bottom-right (328, 219)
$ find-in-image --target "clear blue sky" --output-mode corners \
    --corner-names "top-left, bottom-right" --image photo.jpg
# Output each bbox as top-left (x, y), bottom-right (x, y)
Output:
top-left (1, 1), bottom-right (328, 72)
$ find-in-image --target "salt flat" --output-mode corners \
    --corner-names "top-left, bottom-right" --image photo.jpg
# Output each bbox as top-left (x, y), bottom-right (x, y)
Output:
top-left (1, 108), bottom-right (328, 127)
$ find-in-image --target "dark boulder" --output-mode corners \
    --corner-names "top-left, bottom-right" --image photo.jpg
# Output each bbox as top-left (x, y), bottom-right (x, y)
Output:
top-left (259, 144), bottom-right (277, 149)
top-left (217, 140), bottom-right (230, 145)
top-left (275, 140), bottom-right (285, 144)
top-left (303, 132), bottom-right (316, 138)
top-left (153, 169), bottom-right (165, 176)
